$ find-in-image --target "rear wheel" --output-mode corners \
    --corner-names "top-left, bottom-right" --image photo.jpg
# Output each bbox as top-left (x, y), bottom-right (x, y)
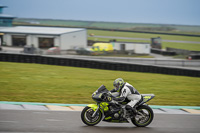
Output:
top-left (81, 106), bottom-right (102, 126)
top-left (131, 105), bottom-right (154, 127)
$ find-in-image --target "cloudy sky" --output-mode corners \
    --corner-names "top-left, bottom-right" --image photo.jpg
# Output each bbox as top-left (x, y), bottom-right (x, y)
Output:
top-left (1, 0), bottom-right (200, 25)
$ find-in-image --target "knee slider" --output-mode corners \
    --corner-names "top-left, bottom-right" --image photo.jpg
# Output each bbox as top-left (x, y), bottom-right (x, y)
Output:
top-left (125, 105), bottom-right (132, 110)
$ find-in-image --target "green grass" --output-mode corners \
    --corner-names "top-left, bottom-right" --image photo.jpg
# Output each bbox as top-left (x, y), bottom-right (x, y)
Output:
top-left (162, 42), bottom-right (200, 51)
top-left (88, 30), bottom-right (200, 51)
top-left (0, 62), bottom-right (200, 106)
top-left (88, 30), bottom-right (200, 42)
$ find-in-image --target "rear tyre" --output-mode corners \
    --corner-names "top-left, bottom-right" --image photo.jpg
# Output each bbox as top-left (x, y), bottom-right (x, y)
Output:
top-left (131, 105), bottom-right (154, 127)
top-left (81, 106), bottom-right (102, 126)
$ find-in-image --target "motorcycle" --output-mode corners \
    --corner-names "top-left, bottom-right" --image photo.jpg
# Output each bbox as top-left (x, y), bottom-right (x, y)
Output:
top-left (81, 85), bottom-right (155, 127)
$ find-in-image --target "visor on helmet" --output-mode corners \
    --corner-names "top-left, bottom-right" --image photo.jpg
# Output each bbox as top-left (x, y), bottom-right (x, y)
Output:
top-left (113, 78), bottom-right (124, 92)
top-left (113, 84), bottom-right (120, 91)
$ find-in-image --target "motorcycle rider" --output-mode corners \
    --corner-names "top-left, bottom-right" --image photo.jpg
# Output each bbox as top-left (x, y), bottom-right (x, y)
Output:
top-left (109, 78), bottom-right (142, 116)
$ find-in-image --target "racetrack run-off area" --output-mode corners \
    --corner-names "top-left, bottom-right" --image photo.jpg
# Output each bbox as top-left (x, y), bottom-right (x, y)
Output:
top-left (0, 101), bottom-right (200, 114)
top-left (0, 109), bottom-right (199, 133)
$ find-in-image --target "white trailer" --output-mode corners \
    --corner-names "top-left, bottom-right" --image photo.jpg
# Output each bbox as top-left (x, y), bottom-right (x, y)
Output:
top-left (111, 42), bottom-right (150, 54)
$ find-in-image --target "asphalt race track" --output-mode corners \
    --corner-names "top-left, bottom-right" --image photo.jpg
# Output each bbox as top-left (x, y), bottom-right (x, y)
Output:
top-left (0, 110), bottom-right (199, 133)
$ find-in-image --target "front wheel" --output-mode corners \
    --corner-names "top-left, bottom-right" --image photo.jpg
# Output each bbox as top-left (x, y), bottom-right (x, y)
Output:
top-left (81, 106), bottom-right (102, 126)
top-left (131, 105), bottom-right (154, 127)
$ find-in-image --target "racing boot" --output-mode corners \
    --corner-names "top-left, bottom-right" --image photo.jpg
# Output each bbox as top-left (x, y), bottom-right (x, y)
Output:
top-left (132, 106), bottom-right (138, 114)
top-left (125, 105), bottom-right (137, 119)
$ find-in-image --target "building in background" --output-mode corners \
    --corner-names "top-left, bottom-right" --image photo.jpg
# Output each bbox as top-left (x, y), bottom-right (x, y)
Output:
top-left (0, 5), bottom-right (15, 27)
top-left (0, 5), bottom-right (15, 47)
top-left (0, 26), bottom-right (87, 50)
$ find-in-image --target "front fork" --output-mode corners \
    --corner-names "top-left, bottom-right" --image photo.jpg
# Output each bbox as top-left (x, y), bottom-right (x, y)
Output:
top-left (87, 104), bottom-right (103, 117)
top-left (92, 105), bottom-right (100, 117)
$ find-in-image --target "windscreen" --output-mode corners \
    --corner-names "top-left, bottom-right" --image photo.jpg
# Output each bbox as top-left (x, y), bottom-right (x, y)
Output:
top-left (97, 85), bottom-right (109, 93)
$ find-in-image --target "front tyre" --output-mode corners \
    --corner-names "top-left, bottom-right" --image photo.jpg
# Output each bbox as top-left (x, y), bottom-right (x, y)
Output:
top-left (131, 105), bottom-right (154, 127)
top-left (81, 106), bottom-right (102, 126)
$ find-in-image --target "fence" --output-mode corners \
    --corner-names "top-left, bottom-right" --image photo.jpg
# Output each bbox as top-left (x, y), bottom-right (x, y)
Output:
top-left (151, 48), bottom-right (176, 56)
top-left (166, 47), bottom-right (200, 55)
top-left (0, 52), bottom-right (200, 77)
top-left (79, 56), bottom-right (200, 68)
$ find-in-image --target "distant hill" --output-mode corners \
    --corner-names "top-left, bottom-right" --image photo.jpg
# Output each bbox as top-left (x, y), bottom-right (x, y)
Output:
top-left (13, 18), bottom-right (200, 34)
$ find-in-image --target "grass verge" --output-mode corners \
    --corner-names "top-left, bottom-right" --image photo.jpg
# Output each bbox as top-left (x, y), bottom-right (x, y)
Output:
top-left (0, 62), bottom-right (199, 106)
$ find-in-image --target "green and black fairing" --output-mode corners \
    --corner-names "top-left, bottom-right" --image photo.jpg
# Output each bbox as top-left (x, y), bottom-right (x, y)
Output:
top-left (91, 85), bottom-right (129, 123)
top-left (92, 85), bottom-right (109, 103)
top-left (137, 94), bottom-right (155, 106)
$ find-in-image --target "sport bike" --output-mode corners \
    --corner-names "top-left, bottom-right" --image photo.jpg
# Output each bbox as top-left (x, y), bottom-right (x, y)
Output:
top-left (81, 85), bottom-right (155, 127)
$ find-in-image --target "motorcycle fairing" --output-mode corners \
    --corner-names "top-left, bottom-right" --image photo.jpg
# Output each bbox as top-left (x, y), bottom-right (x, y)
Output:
top-left (87, 104), bottom-right (99, 110)
top-left (141, 94), bottom-right (155, 103)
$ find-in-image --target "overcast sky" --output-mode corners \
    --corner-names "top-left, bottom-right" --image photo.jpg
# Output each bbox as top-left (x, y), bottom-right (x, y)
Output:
top-left (1, 0), bottom-right (200, 25)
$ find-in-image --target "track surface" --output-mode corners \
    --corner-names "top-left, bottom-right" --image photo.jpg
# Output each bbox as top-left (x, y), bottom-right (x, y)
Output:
top-left (0, 110), bottom-right (199, 133)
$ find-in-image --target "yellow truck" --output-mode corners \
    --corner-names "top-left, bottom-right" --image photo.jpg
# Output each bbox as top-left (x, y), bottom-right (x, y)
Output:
top-left (76, 43), bottom-right (114, 55)
top-left (91, 43), bottom-right (114, 52)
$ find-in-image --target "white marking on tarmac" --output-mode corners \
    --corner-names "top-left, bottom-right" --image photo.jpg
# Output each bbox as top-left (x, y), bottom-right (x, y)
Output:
top-left (46, 119), bottom-right (63, 122)
top-left (32, 112), bottom-right (50, 114)
top-left (0, 121), bottom-right (19, 123)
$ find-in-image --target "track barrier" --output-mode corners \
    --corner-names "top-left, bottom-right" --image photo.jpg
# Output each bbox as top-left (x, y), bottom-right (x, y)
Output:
top-left (0, 52), bottom-right (200, 77)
